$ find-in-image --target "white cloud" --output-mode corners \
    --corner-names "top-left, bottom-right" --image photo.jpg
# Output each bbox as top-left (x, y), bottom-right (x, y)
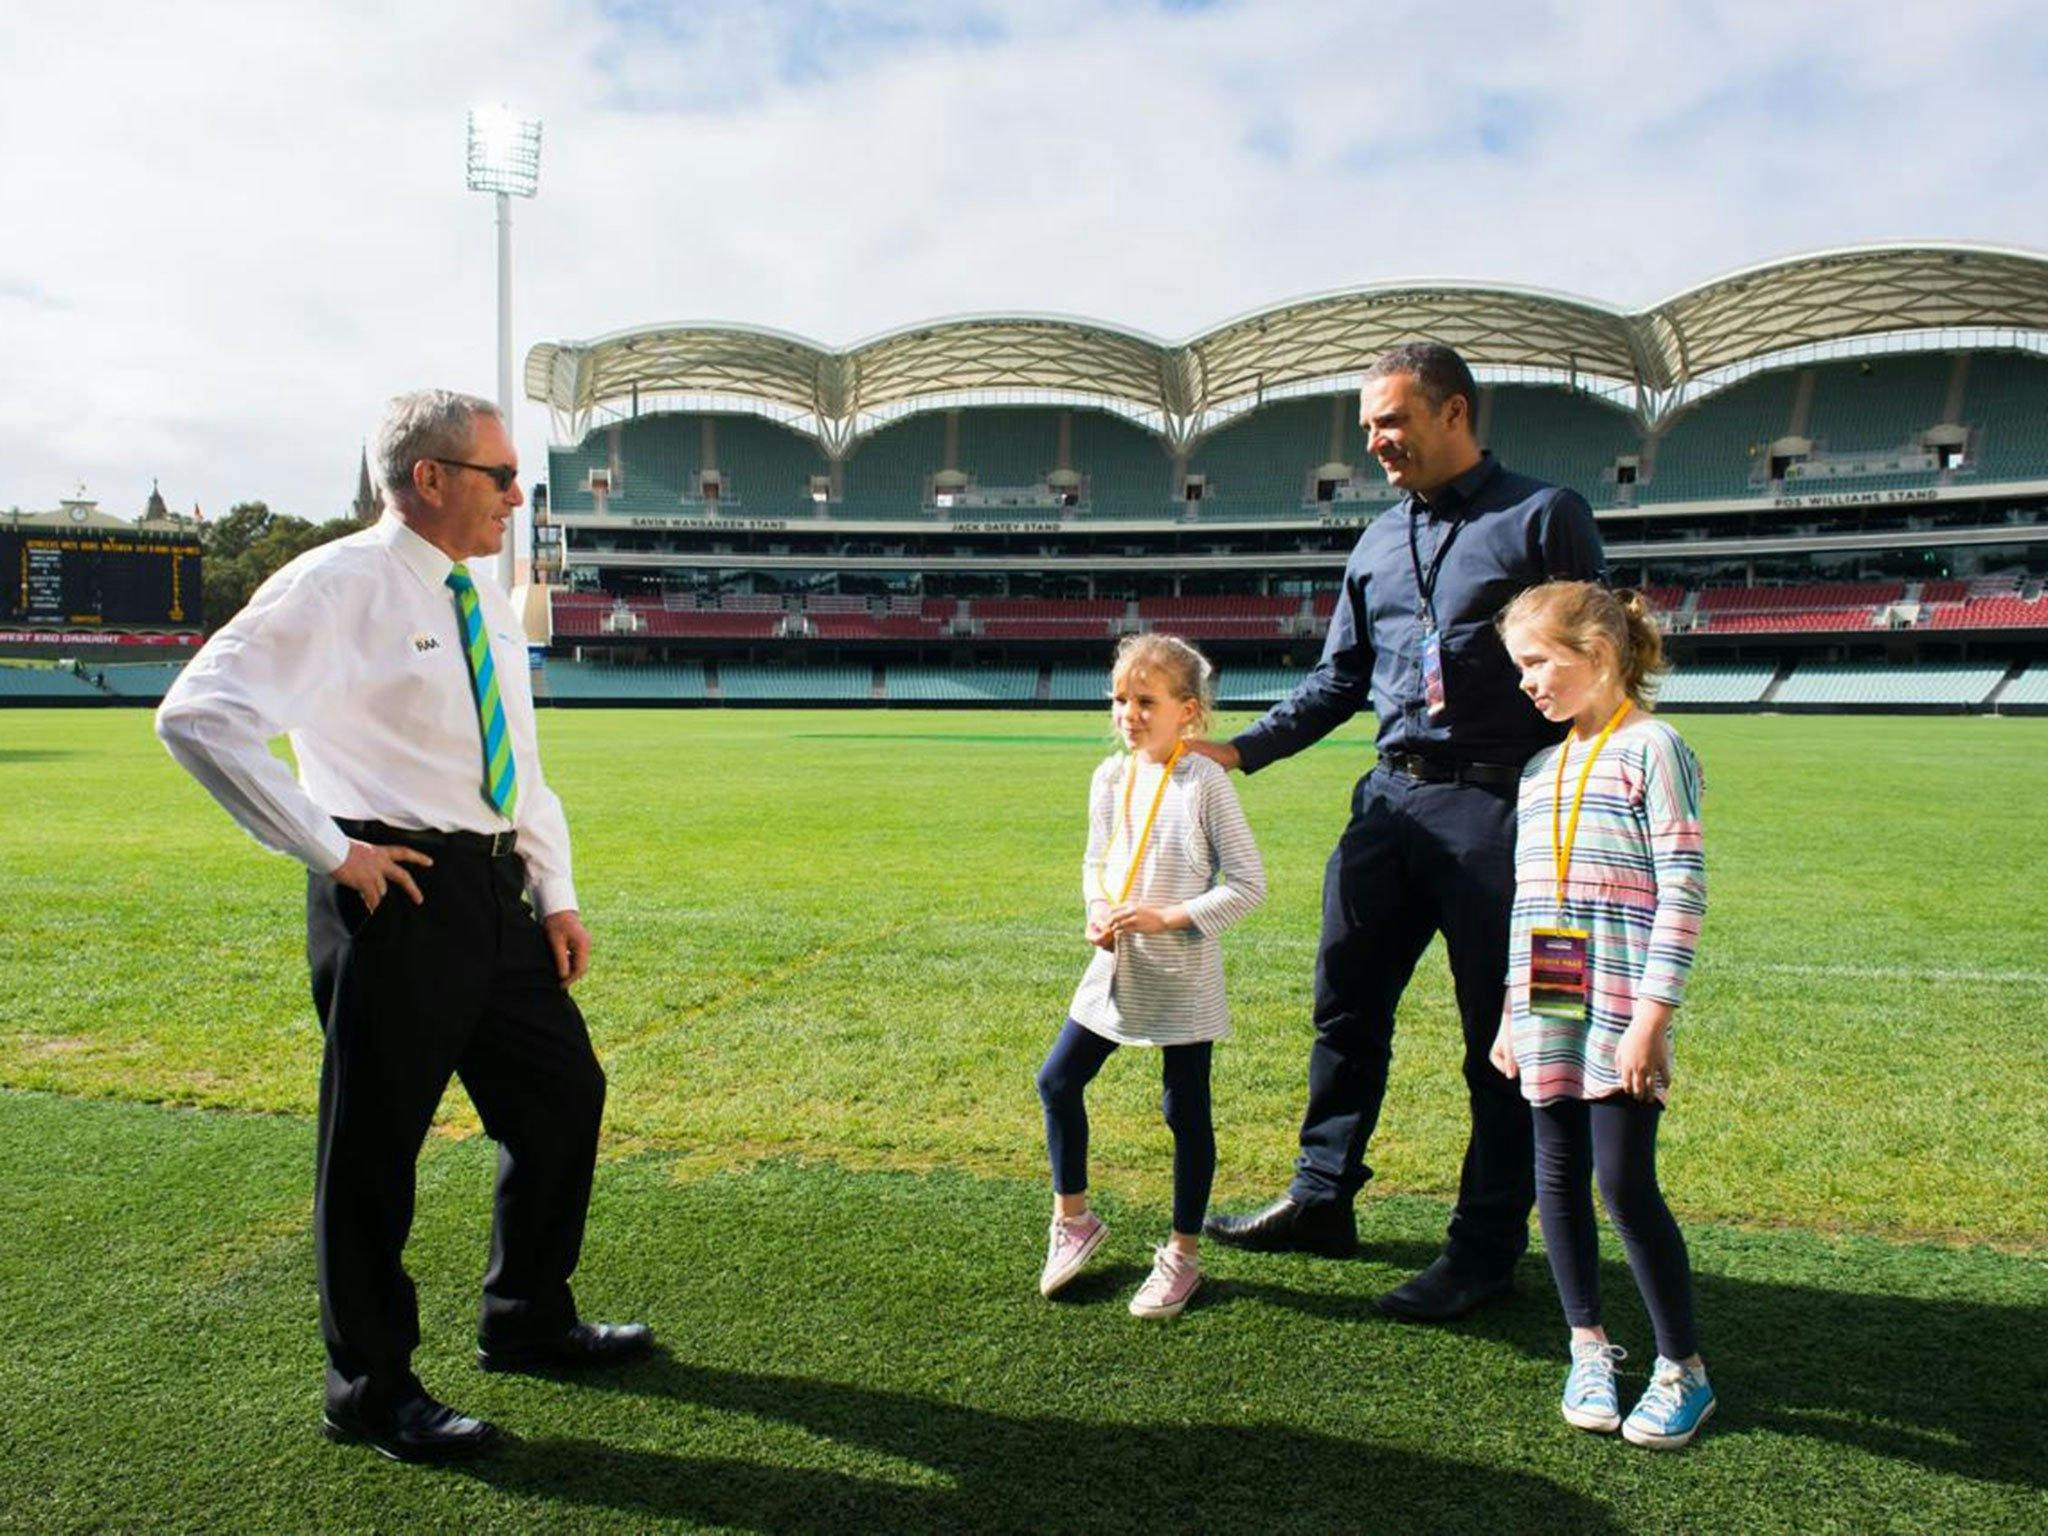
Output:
top-left (0, 0), bottom-right (2042, 521)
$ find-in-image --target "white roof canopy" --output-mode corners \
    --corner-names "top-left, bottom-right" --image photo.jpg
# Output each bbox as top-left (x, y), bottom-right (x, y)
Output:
top-left (528, 243), bottom-right (2048, 453)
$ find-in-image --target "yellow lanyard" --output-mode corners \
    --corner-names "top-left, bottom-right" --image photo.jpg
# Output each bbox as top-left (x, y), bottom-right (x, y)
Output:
top-left (1101, 741), bottom-right (1184, 905)
top-left (1551, 700), bottom-right (1632, 912)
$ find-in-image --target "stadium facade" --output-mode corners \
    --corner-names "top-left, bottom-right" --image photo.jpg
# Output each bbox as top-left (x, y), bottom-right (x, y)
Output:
top-left (519, 244), bottom-right (2048, 713)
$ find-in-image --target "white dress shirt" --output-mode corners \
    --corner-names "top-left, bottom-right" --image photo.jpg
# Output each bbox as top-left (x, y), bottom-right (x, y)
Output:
top-left (157, 513), bottom-right (578, 915)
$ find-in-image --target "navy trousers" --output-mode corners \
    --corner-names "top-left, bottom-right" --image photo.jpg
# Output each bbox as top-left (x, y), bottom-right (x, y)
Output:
top-left (1287, 765), bottom-right (1532, 1277)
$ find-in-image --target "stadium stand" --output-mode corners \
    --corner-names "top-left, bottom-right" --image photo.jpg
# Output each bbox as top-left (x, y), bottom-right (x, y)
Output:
top-left (844, 412), bottom-right (950, 515)
top-left (721, 664), bottom-right (871, 701)
top-left (712, 414), bottom-right (830, 513)
top-left (96, 662), bottom-right (187, 700)
top-left (1958, 351), bottom-right (2048, 483)
top-left (1070, 407), bottom-right (1174, 513)
top-left (1189, 398), bottom-right (1331, 518)
top-left (1047, 667), bottom-right (1109, 702)
top-left (1643, 369), bottom-right (1799, 501)
top-left (956, 409), bottom-right (1060, 489)
top-left (1215, 666), bottom-right (1303, 704)
top-left (1997, 664), bottom-right (2048, 710)
top-left (1772, 661), bottom-right (2007, 709)
top-left (543, 660), bottom-right (708, 701)
top-left (0, 666), bottom-right (104, 700)
top-left (1653, 664), bottom-right (1779, 707)
top-left (1482, 387), bottom-right (1643, 511)
top-left (884, 667), bottom-right (1039, 703)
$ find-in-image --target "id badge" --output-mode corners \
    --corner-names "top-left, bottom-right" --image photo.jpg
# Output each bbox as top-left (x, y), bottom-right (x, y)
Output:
top-left (1420, 624), bottom-right (1447, 716)
top-left (1529, 926), bottom-right (1591, 1020)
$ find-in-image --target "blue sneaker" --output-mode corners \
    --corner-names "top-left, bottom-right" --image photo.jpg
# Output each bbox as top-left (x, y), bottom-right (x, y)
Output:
top-left (1561, 1341), bottom-right (1626, 1432)
top-left (1622, 1357), bottom-right (1716, 1449)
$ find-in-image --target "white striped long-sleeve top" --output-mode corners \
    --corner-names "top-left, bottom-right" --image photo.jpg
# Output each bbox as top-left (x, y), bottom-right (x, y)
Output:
top-left (1067, 750), bottom-right (1266, 1046)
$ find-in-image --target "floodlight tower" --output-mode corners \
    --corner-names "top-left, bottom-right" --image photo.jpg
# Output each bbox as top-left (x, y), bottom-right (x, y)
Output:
top-left (465, 106), bottom-right (542, 588)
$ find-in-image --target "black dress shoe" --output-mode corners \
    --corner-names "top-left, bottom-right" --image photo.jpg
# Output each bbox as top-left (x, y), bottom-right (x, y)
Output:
top-left (477, 1320), bottom-right (655, 1374)
top-left (1202, 1195), bottom-right (1359, 1256)
top-left (322, 1389), bottom-right (498, 1463)
top-left (1375, 1255), bottom-right (1514, 1322)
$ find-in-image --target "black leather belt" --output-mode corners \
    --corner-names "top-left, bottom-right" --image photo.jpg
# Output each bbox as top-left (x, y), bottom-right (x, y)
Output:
top-left (1380, 752), bottom-right (1521, 788)
top-left (336, 817), bottom-right (518, 859)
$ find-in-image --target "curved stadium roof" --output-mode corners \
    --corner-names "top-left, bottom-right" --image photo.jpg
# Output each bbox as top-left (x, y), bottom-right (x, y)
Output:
top-left (527, 243), bottom-right (2048, 453)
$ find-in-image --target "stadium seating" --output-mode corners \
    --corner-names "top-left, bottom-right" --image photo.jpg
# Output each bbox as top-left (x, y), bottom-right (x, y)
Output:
top-left (720, 664), bottom-right (871, 701)
top-left (96, 662), bottom-right (188, 700)
top-left (1214, 666), bottom-right (1302, 704)
top-left (1047, 667), bottom-right (1109, 702)
top-left (808, 614), bottom-right (948, 640)
top-left (1653, 664), bottom-right (1778, 706)
top-left (1643, 370), bottom-right (1799, 502)
top-left (955, 409), bottom-right (1060, 488)
top-left (540, 660), bottom-right (708, 701)
top-left (844, 412), bottom-right (949, 515)
top-left (0, 666), bottom-right (104, 699)
top-left (711, 414), bottom-right (830, 513)
top-left (1772, 662), bottom-right (2006, 708)
top-left (1957, 351), bottom-right (2048, 483)
top-left (608, 415), bottom-right (704, 513)
top-left (1801, 355), bottom-right (1953, 457)
top-left (1482, 387), bottom-right (1642, 511)
top-left (884, 667), bottom-right (1039, 703)
top-left (1189, 398), bottom-right (1330, 518)
top-left (1997, 664), bottom-right (2048, 707)
top-left (1069, 408), bottom-right (1175, 513)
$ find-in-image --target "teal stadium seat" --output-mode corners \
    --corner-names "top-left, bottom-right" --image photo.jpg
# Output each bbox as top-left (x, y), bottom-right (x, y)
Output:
top-left (719, 664), bottom-right (870, 701)
top-left (843, 413), bottom-right (950, 517)
top-left (1048, 667), bottom-right (1109, 702)
top-left (1773, 661), bottom-right (2005, 708)
top-left (1653, 664), bottom-right (1778, 706)
top-left (956, 409), bottom-right (1060, 488)
top-left (1958, 351), bottom-right (2048, 484)
top-left (1214, 666), bottom-right (1302, 704)
top-left (710, 414), bottom-right (831, 515)
top-left (542, 660), bottom-right (707, 701)
top-left (97, 662), bottom-right (189, 700)
top-left (884, 666), bottom-right (1038, 702)
top-left (0, 666), bottom-right (109, 699)
top-left (1997, 664), bottom-right (2048, 707)
top-left (1069, 408), bottom-right (1174, 516)
top-left (1802, 355), bottom-right (1952, 455)
top-left (1188, 398), bottom-right (1330, 519)
top-left (1644, 370), bottom-right (1800, 503)
top-left (1482, 387), bottom-right (1643, 511)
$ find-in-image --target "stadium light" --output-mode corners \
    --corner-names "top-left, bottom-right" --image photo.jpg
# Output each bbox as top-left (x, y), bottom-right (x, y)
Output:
top-left (465, 107), bottom-right (542, 587)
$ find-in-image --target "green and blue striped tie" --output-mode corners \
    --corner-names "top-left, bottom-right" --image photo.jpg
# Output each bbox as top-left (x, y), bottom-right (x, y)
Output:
top-left (446, 563), bottom-right (518, 817)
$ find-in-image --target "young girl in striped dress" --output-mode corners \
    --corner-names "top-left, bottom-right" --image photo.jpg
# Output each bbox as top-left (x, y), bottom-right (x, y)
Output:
top-left (1035, 633), bottom-right (1266, 1318)
top-left (1491, 582), bottom-right (1715, 1449)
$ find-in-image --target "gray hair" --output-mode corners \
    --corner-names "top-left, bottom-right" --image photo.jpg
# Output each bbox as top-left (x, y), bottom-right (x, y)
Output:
top-left (373, 389), bottom-right (501, 508)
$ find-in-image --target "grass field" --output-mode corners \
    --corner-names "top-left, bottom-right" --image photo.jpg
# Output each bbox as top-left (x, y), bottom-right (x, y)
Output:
top-left (2, 708), bottom-right (2044, 1533)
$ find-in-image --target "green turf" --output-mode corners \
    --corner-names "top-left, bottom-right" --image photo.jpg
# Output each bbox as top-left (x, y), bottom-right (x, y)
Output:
top-left (1, 709), bottom-right (2045, 1532)
top-left (1, 1089), bottom-right (2041, 1534)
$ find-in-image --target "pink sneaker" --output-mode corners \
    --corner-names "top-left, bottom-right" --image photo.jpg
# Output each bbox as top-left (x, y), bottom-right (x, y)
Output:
top-left (1040, 1211), bottom-right (1107, 1297)
top-left (1129, 1245), bottom-right (1202, 1318)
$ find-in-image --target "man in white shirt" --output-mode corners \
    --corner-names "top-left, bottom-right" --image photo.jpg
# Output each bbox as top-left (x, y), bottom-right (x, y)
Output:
top-left (157, 390), bottom-right (650, 1464)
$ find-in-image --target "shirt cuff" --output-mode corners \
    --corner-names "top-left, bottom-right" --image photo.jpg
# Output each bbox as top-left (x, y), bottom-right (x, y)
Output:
top-left (531, 878), bottom-right (579, 918)
top-left (1230, 728), bottom-right (1276, 775)
top-left (307, 824), bottom-right (353, 877)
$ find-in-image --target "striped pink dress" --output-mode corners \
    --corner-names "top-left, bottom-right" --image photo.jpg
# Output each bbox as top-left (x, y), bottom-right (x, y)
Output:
top-left (1505, 714), bottom-right (1706, 1105)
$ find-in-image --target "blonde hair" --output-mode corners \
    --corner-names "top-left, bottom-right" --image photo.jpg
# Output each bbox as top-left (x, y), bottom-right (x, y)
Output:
top-left (1496, 581), bottom-right (1667, 708)
top-left (1111, 632), bottom-right (1215, 738)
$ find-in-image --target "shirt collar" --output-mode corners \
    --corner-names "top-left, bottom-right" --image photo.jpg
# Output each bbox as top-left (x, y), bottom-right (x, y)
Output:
top-left (375, 511), bottom-right (459, 594)
top-left (1415, 450), bottom-right (1498, 519)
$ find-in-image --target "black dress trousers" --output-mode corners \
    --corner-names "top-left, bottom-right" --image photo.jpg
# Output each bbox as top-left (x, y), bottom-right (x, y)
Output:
top-left (305, 842), bottom-right (606, 1412)
top-left (1287, 766), bottom-right (1532, 1277)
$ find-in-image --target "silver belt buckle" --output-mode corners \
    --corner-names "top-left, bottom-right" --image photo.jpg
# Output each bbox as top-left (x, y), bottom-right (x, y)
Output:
top-left (489, 830), bottom-right (515, 857)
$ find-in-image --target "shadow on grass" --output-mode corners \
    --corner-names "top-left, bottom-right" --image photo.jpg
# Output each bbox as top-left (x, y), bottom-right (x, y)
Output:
top-left (1235, 1238), bottom-right (2042, 1490)
top-left (459, 1359), bottom-right (1622, 1535)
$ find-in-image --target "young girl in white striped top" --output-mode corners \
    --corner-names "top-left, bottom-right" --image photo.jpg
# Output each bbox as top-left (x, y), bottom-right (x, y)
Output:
top-left (1036, 634), bottom-right (1266, 1318)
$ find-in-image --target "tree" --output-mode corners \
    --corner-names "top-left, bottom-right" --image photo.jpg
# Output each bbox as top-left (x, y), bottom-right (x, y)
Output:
top-left (201, 502), bottom-right (359, 632)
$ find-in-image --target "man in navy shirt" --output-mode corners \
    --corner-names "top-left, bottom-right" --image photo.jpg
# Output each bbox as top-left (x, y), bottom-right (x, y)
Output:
top-left (1196, 342), bottom-right (1607, 1320)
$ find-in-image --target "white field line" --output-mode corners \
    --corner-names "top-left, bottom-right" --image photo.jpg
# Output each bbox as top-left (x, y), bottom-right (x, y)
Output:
top-left (1747, 962), bottom-right (2048, 987)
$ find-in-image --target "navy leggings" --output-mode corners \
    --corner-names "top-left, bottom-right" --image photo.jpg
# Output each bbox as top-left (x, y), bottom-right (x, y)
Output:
top-left (1036, 1018), bottom-right (1215, 1235)
top-left (1531, 1095), bottom-right (1698, 1360)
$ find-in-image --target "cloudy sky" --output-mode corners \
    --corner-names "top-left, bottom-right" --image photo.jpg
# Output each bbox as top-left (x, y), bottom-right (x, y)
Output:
top-left (2, 0), bottom-right (2043, 523)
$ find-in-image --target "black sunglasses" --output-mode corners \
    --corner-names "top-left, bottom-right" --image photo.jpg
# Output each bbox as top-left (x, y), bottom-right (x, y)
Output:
top-left (432, 458), bottom-right (520, 492)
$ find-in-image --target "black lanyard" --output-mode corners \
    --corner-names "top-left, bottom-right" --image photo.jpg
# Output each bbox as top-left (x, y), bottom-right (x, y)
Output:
top-left (1406, 500), bottom-right (1465, 630)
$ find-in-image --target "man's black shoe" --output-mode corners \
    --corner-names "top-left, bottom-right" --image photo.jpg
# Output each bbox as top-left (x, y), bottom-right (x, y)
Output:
top-left (1202, 1196), bottom-right (1358, 1257)
top-left (321, 1389), bottom-right (498, 1463)
top-left (1375, 1255), bottom-right (1514, 1322)
top-left (477, 1320), bottom-right (655, 1375)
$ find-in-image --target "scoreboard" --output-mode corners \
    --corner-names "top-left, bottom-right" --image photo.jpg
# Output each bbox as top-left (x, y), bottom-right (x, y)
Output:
top-left (1, 528), bottom-right (202, 628)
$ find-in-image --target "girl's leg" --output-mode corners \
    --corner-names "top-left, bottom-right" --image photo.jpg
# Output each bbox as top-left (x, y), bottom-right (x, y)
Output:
top-left (1160, 1041), bottom-right (1216, 1252)
top-left (1036, 1020), bottom-right (1118, 1214)
top-left (1590, 1096), bottom-right (1699, 1364)
top-left (1531, 1098), bottom-right (1605, 1337)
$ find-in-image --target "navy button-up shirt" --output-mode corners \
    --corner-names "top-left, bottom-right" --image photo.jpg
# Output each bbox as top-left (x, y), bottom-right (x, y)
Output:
top-left (1233, 452), bottom-right (1607, 772)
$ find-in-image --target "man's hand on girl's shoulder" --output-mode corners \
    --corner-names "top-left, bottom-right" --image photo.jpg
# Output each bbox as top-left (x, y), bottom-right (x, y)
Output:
top-left (1183, 739), bottom-right (1241, 772)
